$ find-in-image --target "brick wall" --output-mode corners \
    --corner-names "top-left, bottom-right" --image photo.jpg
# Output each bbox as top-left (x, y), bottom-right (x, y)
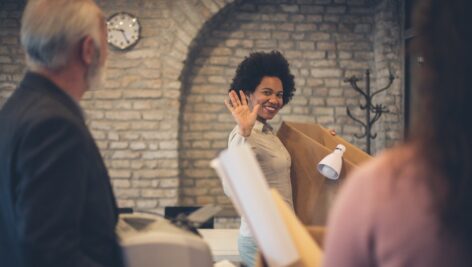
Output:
top-left (0, 0), bottom-right (403, 218)
top-left (372, 0), bottom-right (403, 152)
top-left (180, 0), bottom-right (404, 209)
top-left (0, 0), bottom-right (26, 106)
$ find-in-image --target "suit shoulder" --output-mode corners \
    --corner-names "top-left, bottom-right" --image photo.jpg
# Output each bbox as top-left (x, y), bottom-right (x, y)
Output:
top-left (11, 86), bottom-right (81, 125)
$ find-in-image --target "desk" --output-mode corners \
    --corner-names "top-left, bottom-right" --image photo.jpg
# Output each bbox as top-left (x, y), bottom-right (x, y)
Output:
top-left (198, 229), bottom-right (240, 263)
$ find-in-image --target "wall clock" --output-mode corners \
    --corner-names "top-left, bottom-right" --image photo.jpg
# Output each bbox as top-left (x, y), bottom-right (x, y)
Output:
top-left (107, 12), bottom-right (141, 50)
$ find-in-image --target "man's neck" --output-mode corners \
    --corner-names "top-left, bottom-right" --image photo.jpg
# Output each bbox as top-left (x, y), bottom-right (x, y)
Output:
top-left (32, 64), bottom-right (86, 102)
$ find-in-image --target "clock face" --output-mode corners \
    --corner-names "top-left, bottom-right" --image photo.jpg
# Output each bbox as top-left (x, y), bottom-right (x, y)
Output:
top-left (107, 12), bottom-right (141, 50)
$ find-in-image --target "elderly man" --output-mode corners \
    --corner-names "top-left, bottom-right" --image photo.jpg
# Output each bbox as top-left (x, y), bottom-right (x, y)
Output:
top-left (0, 1), bottom-right (124, 266)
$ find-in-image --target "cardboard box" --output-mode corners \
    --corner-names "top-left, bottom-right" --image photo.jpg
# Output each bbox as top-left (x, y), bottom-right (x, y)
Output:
top-left (214, 122), bottom-right (371, 267)
top-left (277, 121), bottom-right (372, 225)
top-left (255, 190), bottom-right (325, 267)
top-left (255, 120), bottom-right (371, 266)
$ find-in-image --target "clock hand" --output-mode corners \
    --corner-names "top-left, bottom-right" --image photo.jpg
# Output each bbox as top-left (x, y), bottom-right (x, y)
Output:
top-left (120, 31), bottom-right (130, 43)
top-left (110, 28), bottom-right (130, 43)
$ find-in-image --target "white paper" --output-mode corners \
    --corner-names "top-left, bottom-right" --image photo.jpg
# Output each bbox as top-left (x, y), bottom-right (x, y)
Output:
top-left (211, 144), bottom-right (299, 267)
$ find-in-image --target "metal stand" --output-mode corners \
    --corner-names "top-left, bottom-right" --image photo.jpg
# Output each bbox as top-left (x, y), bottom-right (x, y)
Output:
top-left (344, 69), bottom-right (394, 154)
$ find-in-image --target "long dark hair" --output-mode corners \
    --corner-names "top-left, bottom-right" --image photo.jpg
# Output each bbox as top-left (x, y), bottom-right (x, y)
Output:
top-left (411, 0), bottom-right (472, 246)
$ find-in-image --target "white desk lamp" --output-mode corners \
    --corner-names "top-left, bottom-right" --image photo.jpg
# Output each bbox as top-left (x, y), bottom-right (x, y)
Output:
top-left (317, 144), bottom-right (346, 180)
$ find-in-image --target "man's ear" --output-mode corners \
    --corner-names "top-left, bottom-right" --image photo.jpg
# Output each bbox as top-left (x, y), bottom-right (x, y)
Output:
top-left (80, 36), bottom-right (95, 66)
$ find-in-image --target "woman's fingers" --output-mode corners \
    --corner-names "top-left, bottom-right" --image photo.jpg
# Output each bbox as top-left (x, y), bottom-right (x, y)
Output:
top-left (224, 98), bottom-right (233, 112)
top-left (226, 90), bottom-right (253, 121)
top-left (239, 90), bottom-right (248, 106)
top-left (229, 90), bottom-right (242, 107)
top-left (251, 103), bottom-right (261, 117)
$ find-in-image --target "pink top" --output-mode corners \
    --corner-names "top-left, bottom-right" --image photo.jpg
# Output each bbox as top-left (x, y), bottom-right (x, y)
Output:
top-left (323, 146), bottom-right (471, 267)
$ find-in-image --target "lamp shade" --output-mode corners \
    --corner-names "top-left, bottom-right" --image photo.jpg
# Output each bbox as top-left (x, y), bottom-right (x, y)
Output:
top-left (317, 144), bottom-right (346, 180)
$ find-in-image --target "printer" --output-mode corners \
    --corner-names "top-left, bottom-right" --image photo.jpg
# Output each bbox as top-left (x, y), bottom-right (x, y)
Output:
top-left (117, 212), bottom-right (213, 267)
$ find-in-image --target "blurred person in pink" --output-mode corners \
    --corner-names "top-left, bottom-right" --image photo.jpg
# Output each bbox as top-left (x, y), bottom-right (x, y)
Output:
top-left (323, 0), bottom-right (472, 266)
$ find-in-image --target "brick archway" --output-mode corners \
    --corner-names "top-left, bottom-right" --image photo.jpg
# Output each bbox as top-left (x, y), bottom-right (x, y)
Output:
top-left (177, 0), bottom-right (403, 211)
top-left (0, 0), bottom-right (402, 216)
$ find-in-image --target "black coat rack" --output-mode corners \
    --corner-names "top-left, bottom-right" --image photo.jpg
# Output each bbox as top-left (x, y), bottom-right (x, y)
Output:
top-left (344, 69), bottom-right (395, 154)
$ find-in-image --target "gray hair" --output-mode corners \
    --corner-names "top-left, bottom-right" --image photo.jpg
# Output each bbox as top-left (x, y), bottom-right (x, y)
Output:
top-left (21, 0), bottom-right (103, 70)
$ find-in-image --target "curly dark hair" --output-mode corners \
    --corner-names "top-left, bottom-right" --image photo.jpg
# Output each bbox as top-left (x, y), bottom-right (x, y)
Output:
top-left (229, 50), bottom-right (295, 106)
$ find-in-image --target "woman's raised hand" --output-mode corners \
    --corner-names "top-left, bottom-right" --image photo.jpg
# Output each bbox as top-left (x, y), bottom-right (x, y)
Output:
top-left (224, 90), bottom-right (260, 137)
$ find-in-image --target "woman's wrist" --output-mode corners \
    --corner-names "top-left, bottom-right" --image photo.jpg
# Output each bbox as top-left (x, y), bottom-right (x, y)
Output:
top-left (238, 126), bottom-right (252, 137)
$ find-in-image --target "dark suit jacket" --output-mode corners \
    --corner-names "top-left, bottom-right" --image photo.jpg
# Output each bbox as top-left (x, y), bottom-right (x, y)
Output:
top-left (0, 72), bottom-right (124, 267)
